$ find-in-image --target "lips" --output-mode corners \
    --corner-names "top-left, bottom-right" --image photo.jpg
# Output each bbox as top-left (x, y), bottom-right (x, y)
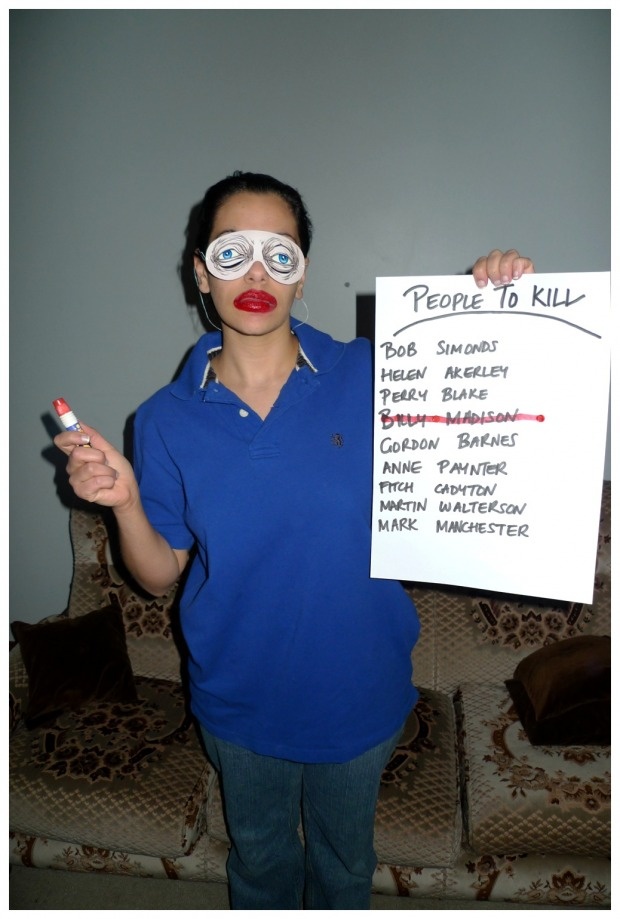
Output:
top-left (233, 289), bottom-right (278, 313)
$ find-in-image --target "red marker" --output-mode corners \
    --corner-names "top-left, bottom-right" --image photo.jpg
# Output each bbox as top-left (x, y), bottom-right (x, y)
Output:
top-left (53, 398), bottom-right (90, 446)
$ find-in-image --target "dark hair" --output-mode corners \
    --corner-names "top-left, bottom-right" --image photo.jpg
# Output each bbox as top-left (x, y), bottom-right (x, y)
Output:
top-left (194, 171), bottom-right (313, 256)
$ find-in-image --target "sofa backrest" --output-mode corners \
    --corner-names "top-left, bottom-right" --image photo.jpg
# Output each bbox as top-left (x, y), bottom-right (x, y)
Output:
top-left (67, 506), bottom-right (184, 682)
top-left (408, 481), bottom-right (611, 695)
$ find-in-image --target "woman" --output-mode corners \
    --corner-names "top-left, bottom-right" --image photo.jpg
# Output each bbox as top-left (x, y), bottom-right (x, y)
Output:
top-left (55, 171), bottom-right (533, 909)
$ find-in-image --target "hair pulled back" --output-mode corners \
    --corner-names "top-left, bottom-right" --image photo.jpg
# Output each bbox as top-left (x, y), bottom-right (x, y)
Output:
top-left (195, 171), bottom-right (313, 256)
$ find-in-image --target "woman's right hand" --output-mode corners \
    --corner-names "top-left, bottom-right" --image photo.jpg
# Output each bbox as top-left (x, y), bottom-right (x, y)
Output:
top-left (54, 422), bottom-right (139, 511)
top-left (55, 422), bottom-right (188, 595)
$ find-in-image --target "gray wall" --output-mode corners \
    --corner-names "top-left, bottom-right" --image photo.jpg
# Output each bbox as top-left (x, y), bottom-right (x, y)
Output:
top-left (10, 10), bottom-right (611, 628)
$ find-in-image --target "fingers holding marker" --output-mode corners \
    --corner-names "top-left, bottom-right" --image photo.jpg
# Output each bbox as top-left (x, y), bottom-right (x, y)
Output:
top-left (52, 398), bottom-right (91, 446)
top-left (53, 398), bottom-right (110, 498)
top-left (52, 398), bottom-right (140, 509)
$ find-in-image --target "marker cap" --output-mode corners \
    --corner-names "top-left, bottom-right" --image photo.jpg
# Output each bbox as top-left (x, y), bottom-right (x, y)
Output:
top-left (52, 398), bottom-right (71, 416)
top-left (53, 397), bottom-right (80, 429)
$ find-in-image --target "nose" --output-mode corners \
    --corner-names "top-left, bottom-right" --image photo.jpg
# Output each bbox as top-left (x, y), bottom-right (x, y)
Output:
top-left (246, 259), bottom-right (268, 282)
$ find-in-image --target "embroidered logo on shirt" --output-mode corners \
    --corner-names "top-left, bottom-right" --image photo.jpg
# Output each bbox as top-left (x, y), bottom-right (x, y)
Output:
top-left (331, 433), bottom-right (344, 448)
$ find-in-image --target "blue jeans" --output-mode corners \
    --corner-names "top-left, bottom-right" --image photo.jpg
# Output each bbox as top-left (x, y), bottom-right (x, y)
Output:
top-left (200, 725), bottom-right (402, 910)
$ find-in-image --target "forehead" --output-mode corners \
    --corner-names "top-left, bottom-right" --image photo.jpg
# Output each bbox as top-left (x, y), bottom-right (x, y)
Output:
top-left (211, 192), bottom-right (299, 241)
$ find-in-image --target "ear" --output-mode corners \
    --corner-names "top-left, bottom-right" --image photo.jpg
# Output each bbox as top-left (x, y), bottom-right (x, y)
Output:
top-left (295, 258), bottom-right (309, 300)
top-left (193, 253), bottom-right (211, 294)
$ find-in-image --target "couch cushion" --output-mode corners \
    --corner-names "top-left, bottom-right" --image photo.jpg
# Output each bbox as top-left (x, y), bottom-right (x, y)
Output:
top-left (458, 682), bottom-right (610, 858)
top-left (374, 688), bottom-right (462, 867)
top-left (9, 676), bottom-right (210, 857)
top-left (505, 635), bottom-right (611, 745)
top-left (11, 604), bottom-right (138, 728)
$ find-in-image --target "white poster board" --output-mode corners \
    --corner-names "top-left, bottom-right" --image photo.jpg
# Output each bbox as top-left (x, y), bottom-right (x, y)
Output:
top-left (371, 272), bottom-right (610, 603)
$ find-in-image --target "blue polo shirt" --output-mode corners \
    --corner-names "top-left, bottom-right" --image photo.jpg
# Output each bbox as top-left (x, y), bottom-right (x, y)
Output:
top-left (133, 322), bottom-right (419, 763)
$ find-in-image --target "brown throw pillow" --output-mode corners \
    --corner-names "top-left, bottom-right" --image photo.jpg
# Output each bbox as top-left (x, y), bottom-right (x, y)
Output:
top-left (505, 634), bottom-right (610, 745)
top-left (12, 603), bottom-right (138, 728)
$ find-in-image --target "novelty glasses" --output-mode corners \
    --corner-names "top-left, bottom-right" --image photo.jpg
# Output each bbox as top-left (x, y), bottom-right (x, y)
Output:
top-left (202, 230), bottom-right (306, 285)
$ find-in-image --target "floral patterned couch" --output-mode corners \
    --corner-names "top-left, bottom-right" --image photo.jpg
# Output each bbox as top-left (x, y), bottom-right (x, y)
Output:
top-left (9, 482), bottom-right (611, 906)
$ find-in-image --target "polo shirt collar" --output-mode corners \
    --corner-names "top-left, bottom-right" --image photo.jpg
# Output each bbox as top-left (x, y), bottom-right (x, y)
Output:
top-left (169, 320), bottom-right (346, 401)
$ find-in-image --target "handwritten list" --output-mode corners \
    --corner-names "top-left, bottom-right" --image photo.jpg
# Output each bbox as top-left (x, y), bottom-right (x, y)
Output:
top-left (370, 272), bottom-right (610, 602)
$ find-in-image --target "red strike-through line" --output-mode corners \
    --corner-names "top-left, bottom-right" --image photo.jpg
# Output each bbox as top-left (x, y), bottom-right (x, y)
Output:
top-left (381, 413), bottom-right (546, 425)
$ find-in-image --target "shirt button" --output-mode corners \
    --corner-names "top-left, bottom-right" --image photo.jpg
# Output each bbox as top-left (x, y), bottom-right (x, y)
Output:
top-left (239, 409), bottom-right (249, 418)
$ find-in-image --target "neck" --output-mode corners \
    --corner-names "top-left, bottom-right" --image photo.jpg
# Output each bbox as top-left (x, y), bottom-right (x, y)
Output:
top-left (213, 326), bottom-right (299, 391)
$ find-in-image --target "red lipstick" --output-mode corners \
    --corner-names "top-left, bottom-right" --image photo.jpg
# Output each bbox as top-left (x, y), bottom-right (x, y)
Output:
top-left (233, 289), bottom-right (277, 313)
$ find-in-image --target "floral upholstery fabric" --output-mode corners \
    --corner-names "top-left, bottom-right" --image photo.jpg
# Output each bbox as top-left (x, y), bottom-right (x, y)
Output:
top-left (373, 851), bottom-right (611, 906)
top-left (458, 682), bottom-right (610, 858)
top-left (10, 830), bottom-right (610, 906)
top-left (10, 829), bottom-right (230, 882)
top-left (470, 598), bottom-right (594, 649)
top-left (10, 674), bottom-right (210, 858)
top-left (66, 508), bottom-right (183, 682)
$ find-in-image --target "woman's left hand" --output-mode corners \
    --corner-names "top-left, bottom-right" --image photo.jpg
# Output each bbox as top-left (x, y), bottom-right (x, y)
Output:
top-left (472, 249), bottom-right (535, 288)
